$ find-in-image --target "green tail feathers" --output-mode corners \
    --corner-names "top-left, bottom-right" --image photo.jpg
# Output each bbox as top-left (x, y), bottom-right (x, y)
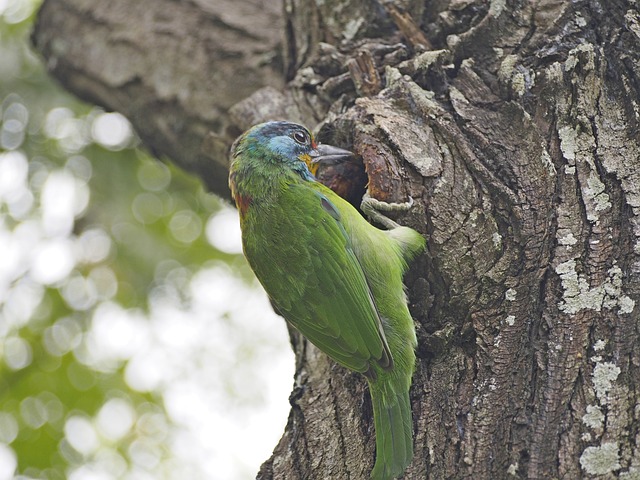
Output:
top-left (370, 388), bottom-right (413, 480)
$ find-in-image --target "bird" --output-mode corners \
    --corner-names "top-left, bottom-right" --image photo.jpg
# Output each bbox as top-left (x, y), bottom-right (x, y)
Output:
top-left (228, 121), bottom-right (425, 479)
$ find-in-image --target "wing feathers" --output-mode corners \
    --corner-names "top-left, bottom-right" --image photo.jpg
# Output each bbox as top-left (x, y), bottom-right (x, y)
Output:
top-left (244, 182), bottom-right (392, 373)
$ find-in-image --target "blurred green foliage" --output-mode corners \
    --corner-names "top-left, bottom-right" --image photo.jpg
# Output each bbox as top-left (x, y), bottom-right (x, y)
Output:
top-left (0, 2), bottom-right (293, 479)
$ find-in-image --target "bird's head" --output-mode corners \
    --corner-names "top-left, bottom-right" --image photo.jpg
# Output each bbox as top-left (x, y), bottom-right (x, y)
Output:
top-left (231, 121), bottom-right (353, 180)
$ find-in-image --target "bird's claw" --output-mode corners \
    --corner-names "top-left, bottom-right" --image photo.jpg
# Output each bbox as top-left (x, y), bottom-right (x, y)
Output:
top-left (361, 192), bottom-right (415, 230)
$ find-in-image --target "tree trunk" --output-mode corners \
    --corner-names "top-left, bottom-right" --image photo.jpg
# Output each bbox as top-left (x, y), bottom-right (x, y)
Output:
top-left (33, 0), bottom-right (640, 478)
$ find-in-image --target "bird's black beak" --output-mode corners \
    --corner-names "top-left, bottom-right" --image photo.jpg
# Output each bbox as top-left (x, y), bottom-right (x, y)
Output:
top-left (308, 143), bottom-right (354, 165)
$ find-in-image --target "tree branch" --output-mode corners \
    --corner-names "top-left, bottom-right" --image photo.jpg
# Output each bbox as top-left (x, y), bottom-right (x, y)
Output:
top-left (32, 0), bottom-right (285, 199)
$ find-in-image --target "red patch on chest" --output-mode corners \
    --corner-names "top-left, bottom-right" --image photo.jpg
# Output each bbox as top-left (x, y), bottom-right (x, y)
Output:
top-left (229, 171), bottom-right (252, 217)
top-left (234, 193), bottom-right (252, 217)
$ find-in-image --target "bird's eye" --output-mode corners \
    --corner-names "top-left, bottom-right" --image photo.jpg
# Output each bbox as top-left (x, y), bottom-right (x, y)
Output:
top-left (292, 130), bottom-right (309, 145)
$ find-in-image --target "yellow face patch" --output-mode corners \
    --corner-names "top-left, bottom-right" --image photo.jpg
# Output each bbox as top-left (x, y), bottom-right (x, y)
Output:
top-left (299, 153), bottom-right (318, 175)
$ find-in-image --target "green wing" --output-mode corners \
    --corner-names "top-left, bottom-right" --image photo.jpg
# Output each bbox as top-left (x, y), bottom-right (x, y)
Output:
top-left (244, 181), bottom-right (392, 374)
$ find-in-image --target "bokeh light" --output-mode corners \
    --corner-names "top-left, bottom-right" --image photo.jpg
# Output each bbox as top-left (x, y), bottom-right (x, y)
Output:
top-left (0, 444), bottom-right (17, 480)
top-left (206, 205), bottom-right (243, 255)
top-left (91, 112), bottom-right (133, 150)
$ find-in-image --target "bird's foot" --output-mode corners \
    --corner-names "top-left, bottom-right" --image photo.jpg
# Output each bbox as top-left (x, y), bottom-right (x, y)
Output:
top-left (361, 192), bottom-right (414, 230)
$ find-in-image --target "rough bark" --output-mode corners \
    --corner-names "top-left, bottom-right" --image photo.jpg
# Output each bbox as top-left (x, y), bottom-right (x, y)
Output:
top-left (34, 0), bottom-right (640, 479)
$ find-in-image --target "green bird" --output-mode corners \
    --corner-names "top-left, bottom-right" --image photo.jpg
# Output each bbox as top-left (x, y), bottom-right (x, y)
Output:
top-left (229, 121), bottom-right (425, 479)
